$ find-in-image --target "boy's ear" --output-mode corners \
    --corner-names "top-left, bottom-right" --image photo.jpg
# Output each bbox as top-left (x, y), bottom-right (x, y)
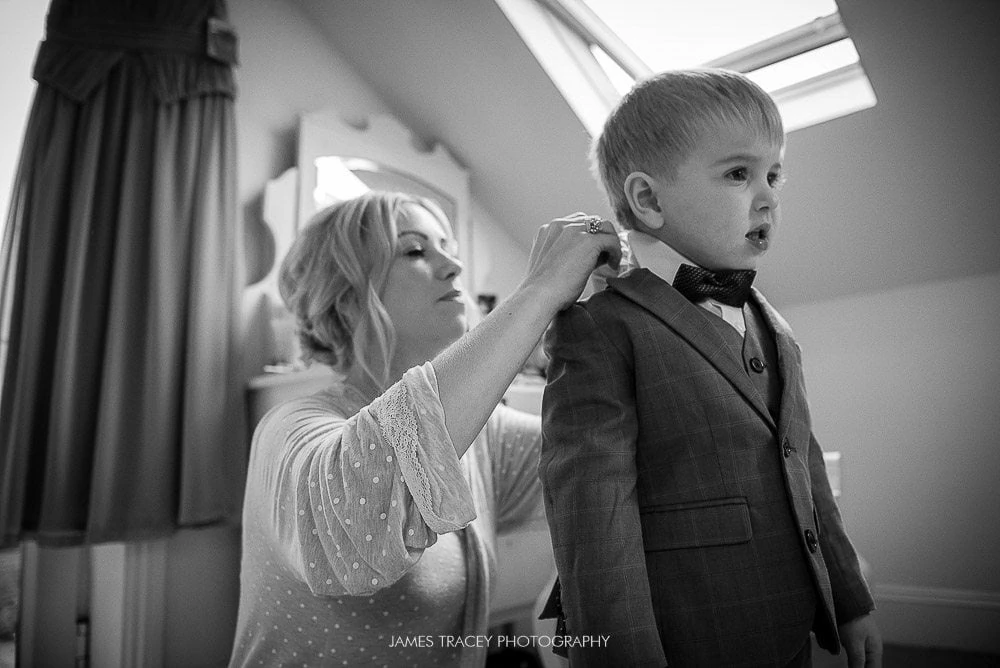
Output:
top-left (623, 171), bottom-right (664, 230)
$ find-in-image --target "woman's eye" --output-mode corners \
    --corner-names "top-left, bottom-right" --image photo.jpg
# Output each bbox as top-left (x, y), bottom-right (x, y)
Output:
top-left (403, 247), bottom-right (426, 258)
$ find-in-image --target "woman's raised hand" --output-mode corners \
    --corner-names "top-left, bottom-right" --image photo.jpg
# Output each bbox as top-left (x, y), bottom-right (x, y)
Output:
top-left (433, 213), bottom-right (620, 453)
top-left (522, 212), bottom-right (623, 311)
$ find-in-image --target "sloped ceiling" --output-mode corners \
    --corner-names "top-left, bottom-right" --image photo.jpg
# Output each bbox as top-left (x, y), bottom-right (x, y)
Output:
top-left (292, 0), bottom-right (1000, 308)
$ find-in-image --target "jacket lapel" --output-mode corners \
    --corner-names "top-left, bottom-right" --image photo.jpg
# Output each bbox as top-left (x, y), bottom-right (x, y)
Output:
top-left (608, 270), bottom-right (775, 428)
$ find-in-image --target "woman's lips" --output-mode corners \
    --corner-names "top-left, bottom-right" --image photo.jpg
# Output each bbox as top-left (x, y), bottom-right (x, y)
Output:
top-left (438, 289), bottom-right (464, 303)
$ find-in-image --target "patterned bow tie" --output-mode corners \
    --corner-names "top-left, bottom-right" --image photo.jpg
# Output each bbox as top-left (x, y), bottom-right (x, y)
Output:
top-left (672, 263), bottom-right (756, 308)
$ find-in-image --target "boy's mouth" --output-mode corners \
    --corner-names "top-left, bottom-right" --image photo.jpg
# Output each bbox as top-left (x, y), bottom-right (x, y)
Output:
top-left (745, 223), bottom-right (771, 251)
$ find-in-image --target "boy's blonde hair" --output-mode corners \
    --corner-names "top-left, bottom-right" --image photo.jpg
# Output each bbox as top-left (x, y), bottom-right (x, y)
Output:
top-left (279, 191), bottom-right (451, 392)
top-left (593, 68), bottom-right (785, 230)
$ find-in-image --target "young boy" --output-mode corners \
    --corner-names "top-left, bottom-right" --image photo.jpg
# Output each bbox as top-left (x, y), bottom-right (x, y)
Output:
top-left (540, 69), bottom-right (881, 667)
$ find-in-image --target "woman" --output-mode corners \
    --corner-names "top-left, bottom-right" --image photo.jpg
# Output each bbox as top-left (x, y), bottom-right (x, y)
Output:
top-left (230, 191), bottom-right (619, 667)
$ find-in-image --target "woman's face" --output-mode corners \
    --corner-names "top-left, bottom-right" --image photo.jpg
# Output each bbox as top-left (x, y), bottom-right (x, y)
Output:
top-left (381, 203), bottom-right (467, 362)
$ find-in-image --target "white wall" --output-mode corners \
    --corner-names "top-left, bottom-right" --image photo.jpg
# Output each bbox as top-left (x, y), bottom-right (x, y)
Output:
top-left (231, 1), bottom-right (391, 209)
top-left (760, 0), bottom-right (1000, 307)
top-left (782, 271), bottom-right (1000, 652)
top-left (0, 0), bottom-right (47, 238)
top-left (471, 199), bottom-right (528, 302)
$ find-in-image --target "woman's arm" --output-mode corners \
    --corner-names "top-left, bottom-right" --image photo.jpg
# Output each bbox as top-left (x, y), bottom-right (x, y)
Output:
top-left (434, 215), bottom-right (620, 455)
top-left (259, 373), bottom-right (475, 598)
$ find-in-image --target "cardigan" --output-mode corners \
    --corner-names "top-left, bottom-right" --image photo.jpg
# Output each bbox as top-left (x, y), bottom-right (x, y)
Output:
top-left (230, 363), bottom-right (543, 667)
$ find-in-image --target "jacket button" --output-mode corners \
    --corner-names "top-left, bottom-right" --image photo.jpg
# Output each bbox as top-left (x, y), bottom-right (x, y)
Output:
top-left (782, 440), bottom-right (793, 458)
top-left (804, 528), bottom-right (818, 553)
top-left (749, 357), bottom-right (766, 373)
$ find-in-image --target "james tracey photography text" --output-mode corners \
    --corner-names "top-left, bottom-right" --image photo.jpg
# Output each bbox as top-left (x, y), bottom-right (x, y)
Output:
top-left (389, 634), bottom-right (612, 649)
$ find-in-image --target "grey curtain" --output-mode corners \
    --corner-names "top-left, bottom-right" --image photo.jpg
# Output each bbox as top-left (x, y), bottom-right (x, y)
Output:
top-left (0, 0), bottom-right (246, 547)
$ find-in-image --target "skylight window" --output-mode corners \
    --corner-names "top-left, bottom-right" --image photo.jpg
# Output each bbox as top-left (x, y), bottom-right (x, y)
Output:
top-left (497, 0), bottom-right (877, 134)
top-left (581, 0), bottom-right (842, 70)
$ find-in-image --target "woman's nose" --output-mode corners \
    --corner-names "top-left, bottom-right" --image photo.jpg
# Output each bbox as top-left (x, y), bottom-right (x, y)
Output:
top-left (437, 253), bottom-right (464, 280)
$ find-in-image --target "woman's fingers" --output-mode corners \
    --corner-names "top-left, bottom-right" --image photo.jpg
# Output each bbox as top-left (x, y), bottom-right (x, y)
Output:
top-left (527, 222), bottom-right (548, 266)
top-left (566, 216), bottom-right (621, 268)
top-left (583, 217), bottom-right (623, 270)
top-left (521, 213), bottom-right (622, 308)
top-left (579, 215), bottom-right (608, 235)
top-left (541, 214), bottom-right (619, 264)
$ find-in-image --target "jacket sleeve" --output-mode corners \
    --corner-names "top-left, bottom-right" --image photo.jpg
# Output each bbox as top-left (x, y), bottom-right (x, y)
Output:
top-left (540, 303), bottom-right (667, 667)
top-left (809, 431), bottom-right (876, 623)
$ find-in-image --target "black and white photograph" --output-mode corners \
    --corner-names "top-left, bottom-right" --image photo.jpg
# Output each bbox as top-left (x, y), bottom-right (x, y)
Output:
top-left (1, 1), bottom-right (998, 666)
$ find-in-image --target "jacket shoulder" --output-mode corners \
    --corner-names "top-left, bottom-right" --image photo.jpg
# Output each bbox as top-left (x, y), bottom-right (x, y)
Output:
top-left (573, 282), bottom-right (645, 321)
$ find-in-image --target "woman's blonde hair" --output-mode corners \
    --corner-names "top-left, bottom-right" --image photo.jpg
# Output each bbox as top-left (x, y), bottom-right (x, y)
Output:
top-left (278, 191), bottom-right (451, 391)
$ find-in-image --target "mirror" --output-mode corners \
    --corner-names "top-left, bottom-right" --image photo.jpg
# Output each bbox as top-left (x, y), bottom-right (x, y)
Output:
top-left (313, 156), bottom-right (458, 224)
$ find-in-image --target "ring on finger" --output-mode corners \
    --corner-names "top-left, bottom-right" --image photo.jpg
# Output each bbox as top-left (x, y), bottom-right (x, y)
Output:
top-left (584, 216), bottom-right (605, 234)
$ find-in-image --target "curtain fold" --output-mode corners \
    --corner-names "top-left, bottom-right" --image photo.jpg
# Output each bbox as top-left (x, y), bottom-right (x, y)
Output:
top-left (0, 0), bottom-right (245, 547)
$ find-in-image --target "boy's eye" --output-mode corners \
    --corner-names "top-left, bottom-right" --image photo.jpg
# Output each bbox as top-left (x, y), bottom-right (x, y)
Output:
top-left (768, 172), bottom-right (787, 188)
top-left (725, 167), bottom-right (748, 182)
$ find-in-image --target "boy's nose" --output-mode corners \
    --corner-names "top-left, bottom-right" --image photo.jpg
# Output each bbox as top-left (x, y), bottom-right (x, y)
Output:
top-left (754, 188), bottom-right (779, 211)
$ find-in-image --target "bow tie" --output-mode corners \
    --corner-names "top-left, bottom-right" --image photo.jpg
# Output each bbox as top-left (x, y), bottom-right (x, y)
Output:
top-left (672, 263), bottom-right (756, 308)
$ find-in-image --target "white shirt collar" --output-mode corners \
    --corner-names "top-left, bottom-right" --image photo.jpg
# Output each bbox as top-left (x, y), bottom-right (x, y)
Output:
top-left (624, 230), bottom-right (748, 336)
top-left (624, 230), bottom-right (693, 286)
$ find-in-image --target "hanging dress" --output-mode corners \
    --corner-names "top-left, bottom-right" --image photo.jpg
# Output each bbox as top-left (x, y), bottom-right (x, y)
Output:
top-left (0, 0), bottom-right (245, 547)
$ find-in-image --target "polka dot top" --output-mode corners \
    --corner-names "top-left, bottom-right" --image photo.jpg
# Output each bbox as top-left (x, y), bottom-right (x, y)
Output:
top-left (230, 363), bottom-right (544, 667)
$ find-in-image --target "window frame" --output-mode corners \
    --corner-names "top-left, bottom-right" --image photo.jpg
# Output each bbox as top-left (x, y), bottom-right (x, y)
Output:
top-left (497, 0), bottom-right (877, 134)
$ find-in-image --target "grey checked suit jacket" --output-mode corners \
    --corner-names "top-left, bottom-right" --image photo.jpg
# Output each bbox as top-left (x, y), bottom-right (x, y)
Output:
top-left (540, 268), bottom-right (874, 667)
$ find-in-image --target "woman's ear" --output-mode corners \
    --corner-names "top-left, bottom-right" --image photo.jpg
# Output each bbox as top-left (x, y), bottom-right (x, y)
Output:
top-left (624, 171), bottom-right (664, 230)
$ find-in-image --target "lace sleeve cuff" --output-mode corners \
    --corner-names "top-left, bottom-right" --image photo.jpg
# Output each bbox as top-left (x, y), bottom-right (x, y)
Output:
top-left (365, 363), bottom-right (476, 533)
